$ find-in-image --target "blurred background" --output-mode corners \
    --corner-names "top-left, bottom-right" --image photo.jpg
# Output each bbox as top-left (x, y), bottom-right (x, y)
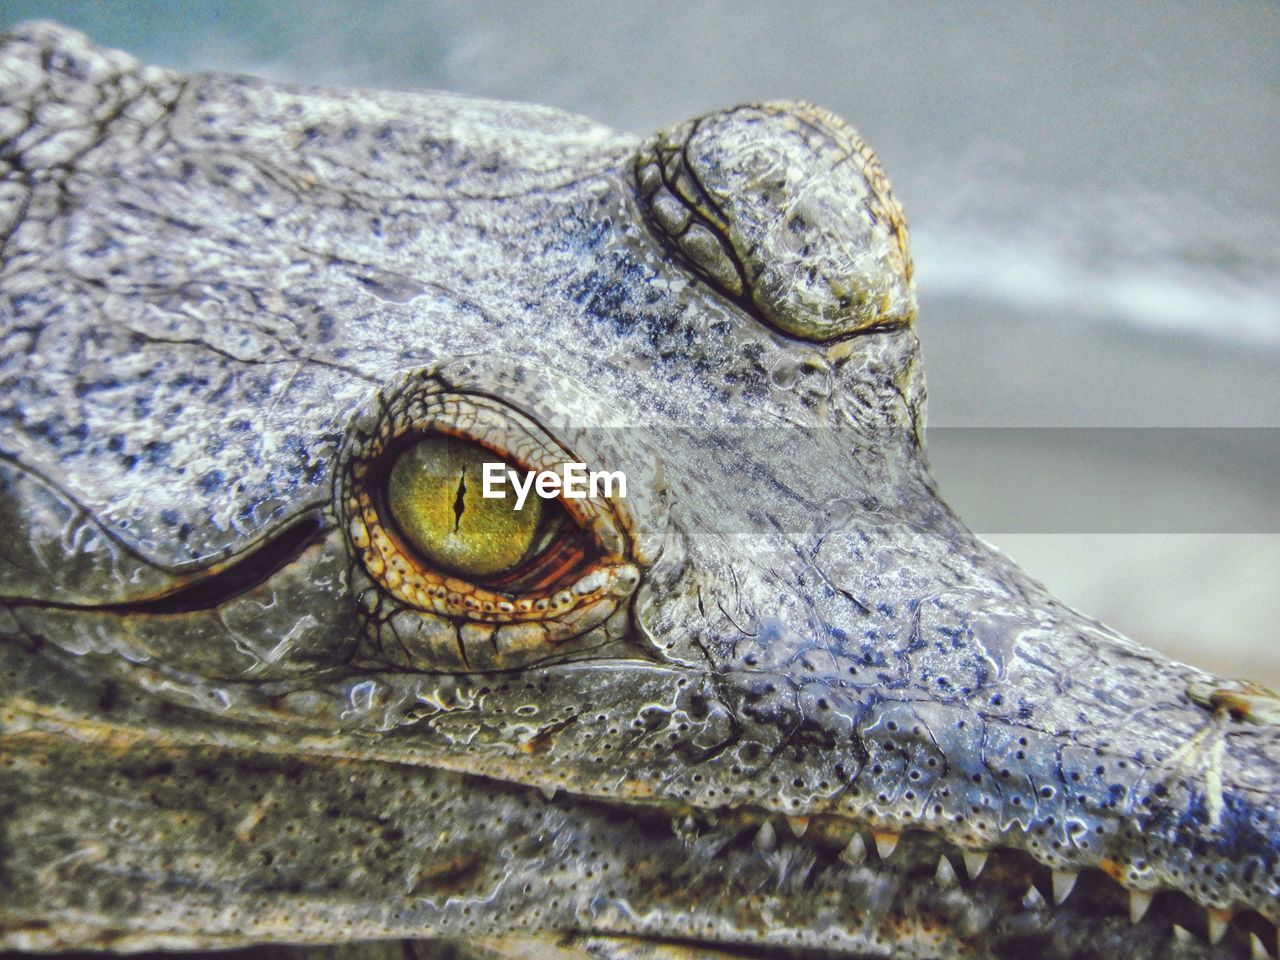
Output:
top-left (4, 1), bottom-right (1278, 683)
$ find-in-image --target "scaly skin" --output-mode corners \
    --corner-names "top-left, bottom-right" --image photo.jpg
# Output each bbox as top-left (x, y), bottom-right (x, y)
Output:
top-left (0, 21), bottom-right (1277, 960)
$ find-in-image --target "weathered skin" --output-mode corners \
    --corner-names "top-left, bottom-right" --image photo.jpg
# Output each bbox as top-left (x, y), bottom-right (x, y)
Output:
top-left (1, 21), bottom-right (1277, 960)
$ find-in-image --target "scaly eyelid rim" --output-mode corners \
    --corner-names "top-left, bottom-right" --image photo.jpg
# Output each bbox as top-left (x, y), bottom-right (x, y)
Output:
top-left (339, 379), bottom-right (641, 630)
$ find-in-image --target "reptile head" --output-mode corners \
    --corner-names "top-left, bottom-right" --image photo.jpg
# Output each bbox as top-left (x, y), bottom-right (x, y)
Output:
top-left (1, 21), bottom-right (1277, 960)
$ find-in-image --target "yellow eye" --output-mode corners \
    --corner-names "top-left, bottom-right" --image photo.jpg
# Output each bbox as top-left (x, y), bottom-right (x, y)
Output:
top-left (386, 435), bottom-right (543, 579)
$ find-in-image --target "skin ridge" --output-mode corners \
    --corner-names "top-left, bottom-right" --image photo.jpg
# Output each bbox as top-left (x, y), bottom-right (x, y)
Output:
top-left (0, 19), bottom-right (1277, 960)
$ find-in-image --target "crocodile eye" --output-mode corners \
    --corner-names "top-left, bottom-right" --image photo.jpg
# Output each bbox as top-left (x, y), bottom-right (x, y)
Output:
top-left (386, 435), bottom-right (546, 579)
top-left (338, 365), bottom-right (649, 673)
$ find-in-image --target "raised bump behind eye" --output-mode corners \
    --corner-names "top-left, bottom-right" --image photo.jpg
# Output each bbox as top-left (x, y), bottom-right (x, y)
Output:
top-left (634, 101), bottom-right (916, 342)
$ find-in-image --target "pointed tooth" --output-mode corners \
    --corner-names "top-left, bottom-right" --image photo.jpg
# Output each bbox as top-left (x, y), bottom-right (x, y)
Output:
top-left (753, 819), bottom-right (777, 852)
top-left (873, 831), bottom-right (899, 861)
top-left (1206, 908), bottom-right (1231, 946)
top-left (1022, 883), bottom-right (1046, 909)
top-left (1171, 925), bottom-right (1193, 944)
top-left (1052, 870), bottom-right (1078, 905)
top-left (1248, 932), bottom-right (1268, 959)
top-left (839, 832), bottom-right (867, 865)
top-left (962, 849), bottom-right (988, 879)
top-left (935, 855), bottom-right (957, 888)
top-left (785, 815), bottom-right (810, 838)
top-left (539, 785), bottom-right (558, 801)
top-left (1129, 889), bottom-right (1153, 924)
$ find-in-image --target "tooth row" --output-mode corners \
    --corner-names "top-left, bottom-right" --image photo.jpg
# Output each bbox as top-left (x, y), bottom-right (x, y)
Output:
top-left (747, 820), bottom-right (1276, 954)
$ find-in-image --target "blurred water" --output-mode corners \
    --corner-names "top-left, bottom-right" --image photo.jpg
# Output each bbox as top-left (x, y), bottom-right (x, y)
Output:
top-left (3, 1), bottom-right (1278, 680)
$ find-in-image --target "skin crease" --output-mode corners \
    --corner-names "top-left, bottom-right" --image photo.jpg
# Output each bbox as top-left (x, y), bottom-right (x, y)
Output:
top-left (0, 19), bottom-right (1278, 960)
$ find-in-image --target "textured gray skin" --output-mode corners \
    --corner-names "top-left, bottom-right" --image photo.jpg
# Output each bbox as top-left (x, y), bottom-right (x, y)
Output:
top-left (1, 21), bottom-right (1278, 960)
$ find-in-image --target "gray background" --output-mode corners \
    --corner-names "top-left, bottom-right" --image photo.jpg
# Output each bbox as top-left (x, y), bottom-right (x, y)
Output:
top-left (3, 1), bottom-right (1277, 683)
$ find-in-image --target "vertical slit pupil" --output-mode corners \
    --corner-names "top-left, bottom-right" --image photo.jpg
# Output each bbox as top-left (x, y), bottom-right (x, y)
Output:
top-left (453, 468), bottom-right (467, 532)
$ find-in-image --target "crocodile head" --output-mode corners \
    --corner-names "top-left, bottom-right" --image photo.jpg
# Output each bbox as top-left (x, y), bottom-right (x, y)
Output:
top-left (1, 21), bottom-right (1277, 960)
